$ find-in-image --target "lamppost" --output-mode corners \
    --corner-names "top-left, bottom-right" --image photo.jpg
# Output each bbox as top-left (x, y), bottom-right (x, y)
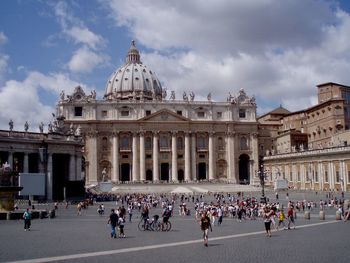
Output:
top-left (257, 164), bottom-right (268, 203)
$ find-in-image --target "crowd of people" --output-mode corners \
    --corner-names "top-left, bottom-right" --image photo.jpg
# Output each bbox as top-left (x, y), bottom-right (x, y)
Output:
top-left (19, 190), bottom-right (349, 246)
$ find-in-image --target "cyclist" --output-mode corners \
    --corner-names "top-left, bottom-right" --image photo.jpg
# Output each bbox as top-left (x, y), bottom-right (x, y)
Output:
top-left (141, 204), bottom-right (149, 226)
top-left (161, 207), bottom-right (171, 231)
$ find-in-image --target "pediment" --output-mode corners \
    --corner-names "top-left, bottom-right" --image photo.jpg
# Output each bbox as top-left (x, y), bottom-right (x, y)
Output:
top-left (140, 109), bottom-right (190, 122)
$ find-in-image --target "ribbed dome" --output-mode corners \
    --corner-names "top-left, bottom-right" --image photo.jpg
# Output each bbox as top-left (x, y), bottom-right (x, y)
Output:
top-left (104, 41), bottom-right (163, 100)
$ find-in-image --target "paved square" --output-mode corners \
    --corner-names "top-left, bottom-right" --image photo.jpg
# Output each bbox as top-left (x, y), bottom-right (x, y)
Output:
top-left (0, 189), bottom-right (349, 263)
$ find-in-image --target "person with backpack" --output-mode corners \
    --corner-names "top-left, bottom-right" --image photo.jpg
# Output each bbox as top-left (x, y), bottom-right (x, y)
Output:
top-left (23, 208), bottom-right (31, 231)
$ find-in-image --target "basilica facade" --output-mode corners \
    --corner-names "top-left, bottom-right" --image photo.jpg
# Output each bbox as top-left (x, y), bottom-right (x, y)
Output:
top-left (57, 41), bottom-right (259, 186)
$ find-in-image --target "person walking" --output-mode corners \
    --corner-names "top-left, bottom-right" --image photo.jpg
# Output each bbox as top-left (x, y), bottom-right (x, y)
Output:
top-left (276, 209), bottom-right (286, 230)
top-left (263, 207), bottom-right (273, 237)
top-left (287, 206), bottom-right (296, 229)
top-left (127, 205), bottom-right (133, 223)
top-left (199, 211), bottom-right (212, 247)
top-left (107, 209), bottom-right (118, 239)
top-left (23, 208), bottom-right (31, 231)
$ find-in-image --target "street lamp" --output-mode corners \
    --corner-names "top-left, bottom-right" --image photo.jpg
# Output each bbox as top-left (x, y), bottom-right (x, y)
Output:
top-left (257, 164), bottom-right (268, 203)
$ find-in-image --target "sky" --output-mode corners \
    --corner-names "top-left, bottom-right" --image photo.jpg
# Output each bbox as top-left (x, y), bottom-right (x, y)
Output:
top-left (1, 0), bottom-right (350, 132)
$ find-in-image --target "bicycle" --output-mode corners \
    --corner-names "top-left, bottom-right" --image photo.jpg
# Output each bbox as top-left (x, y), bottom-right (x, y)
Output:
top-left (160, 218), bottom-right (172, 231)
top-left (138, 215), bottom-right (161, 231)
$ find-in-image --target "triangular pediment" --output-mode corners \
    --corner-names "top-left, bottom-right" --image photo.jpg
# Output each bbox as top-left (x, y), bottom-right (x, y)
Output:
top-left (140, 109), bottom-right (191, 122)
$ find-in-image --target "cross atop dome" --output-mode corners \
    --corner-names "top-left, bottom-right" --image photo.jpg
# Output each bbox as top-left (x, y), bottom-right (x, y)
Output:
top-left (126, 40), bottom-right (141, 64)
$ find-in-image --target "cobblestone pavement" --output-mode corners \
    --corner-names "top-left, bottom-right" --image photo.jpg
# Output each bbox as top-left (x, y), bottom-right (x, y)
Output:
top-left (0, 189), bottom-right (349, 263)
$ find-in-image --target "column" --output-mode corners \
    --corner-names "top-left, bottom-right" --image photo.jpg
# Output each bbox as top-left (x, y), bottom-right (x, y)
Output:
top-left (8, 152), bottom-right (13, 169)
top-left (47, 153), bottom-right (53, 200)
top-left (153, 132), bottom-right (159, 182)
top-left (76, 153), bottom-right (82, 181)
top-left (341, 160), bottom-right (347, 192)
top-left (88, 134), bottom-right (98, 184)
top-left (343, 161), bottom-right (348, 192)
top-left (329, 162), bottom-right (335, 190)
top-left (69, 153), bottom-right (76, 181)
top-left (171, 132), bottom-right (178, 182)
top-left (227, 132), bottom-right (237, 183)
top-left (191, 134), bottom-right (197, 180)
top-left (208, 132), bottom-right (215, 180)
top-left (300, 163), bottom-right (305, 190)
top-left (23, 153), bottom-right (29, 173)
top-left (132, 132), bottom-right (139, 182)
top-left (319, 162), bottom-right (324, 191)
top-left (140, 132), bottom-right (146, 181)
top-left (184, 132), bottom-right (191, 182)
top-left (112, 133), bottom-right (120, 183)
top-left (250, 133), bottom-right (259, 185)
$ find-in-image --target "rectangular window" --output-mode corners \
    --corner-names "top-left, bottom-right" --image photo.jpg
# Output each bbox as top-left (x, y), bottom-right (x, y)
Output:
top-left (325, 171), bottom-right (329, 182)
top-left (122, 155), bottom-right (128, 159)
top-left (197, 111), bottom-right (205, 118)
top-left (315, 171), bottom-right (318, 182)
top-left (217, 112), bottom-right (222, 118)
top-left (177, 111), bottom-right (182, 116)
top-left (239, 109), bottom-right (246, 118)
top-left (336, 171), bottom-right (340, 182)
top-left (289, 171), bottom-right (292, 182)
top-left (102, 110), bottom-right (108, 117)
top-left (177, 154), bottom-right (183, 159)
top-left (199, 154), bottom-right (205, 159)
top-left (146, 110), bottom-right (151, 116)
top-left (146, 154), bottom-right (152, 159)
top-left (74, 107), bottom-right (83, 117)
top-left (121, 110), bottom-right (129, 117)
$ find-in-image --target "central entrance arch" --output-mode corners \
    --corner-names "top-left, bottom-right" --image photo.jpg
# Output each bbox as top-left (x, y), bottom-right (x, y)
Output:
top-left (121, 163), bottom-right (130, 182)
top-left (160, 163), bottom-right (169, 181)
top-left (178, 169), bottom-right (184, 182)
top-left (146, 169), bottom-right (153, 181)
top-left (239, 154), bottom-right (250, 184)
top-left (198, 162), bottom-right (206, 180)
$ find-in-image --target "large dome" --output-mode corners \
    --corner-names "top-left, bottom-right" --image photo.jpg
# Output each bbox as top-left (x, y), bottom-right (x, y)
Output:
top-left (104, 41), bottom-right (163, 100)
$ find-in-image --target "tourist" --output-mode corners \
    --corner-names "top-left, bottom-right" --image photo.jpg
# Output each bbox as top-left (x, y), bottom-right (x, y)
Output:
top-left (263, 206), bottom-right (273, 237)
top-left (287, 206), bottom-right (296, 229)
top-left (127, 205), bottom-right (133, 222)
top-left (23, 208), bottom-right (31, 231)
top-left (107, 209), bottom-right (118, 238)
top-left (118, 216), bottom-right (126, 238)
top-left (199, 211), bottom-right (212, 247)
top-left (276, 209), bottom-right (286, 230)
top-left (77, 202), bottom-right (82, 216)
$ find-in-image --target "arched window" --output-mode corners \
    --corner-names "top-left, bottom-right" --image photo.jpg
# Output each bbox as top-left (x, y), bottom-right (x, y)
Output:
top-left (160, 134), bottom-right (170, 148)
top-left (145, 137), bottom-right (152, 150)
top-left (197, 136), bottom-right (206, 149)
top-left (102, 137), bottom-right (108, 151)
top-left (217, 137), bottom-right (224, 150)
top-left (177, 137), bottom-right (184, 150)
top-left (240, 137), bottom-right (248, 150)
top-left (121, 136), bottom-right (130, 150)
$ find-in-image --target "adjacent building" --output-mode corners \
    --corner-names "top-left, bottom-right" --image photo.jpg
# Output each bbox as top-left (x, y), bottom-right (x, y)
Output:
top-left (260, 82), bottom-right (350, 192)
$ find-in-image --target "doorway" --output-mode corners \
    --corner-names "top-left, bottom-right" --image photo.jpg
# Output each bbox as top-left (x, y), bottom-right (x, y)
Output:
top-left (160, 163), bottom-right (169, 181)
top-left (239, 154), bottom-right (250, 184)
top-left (121, 163), bottom-right (130, 182)
top-left (198, 162), bottom-right (206, 180)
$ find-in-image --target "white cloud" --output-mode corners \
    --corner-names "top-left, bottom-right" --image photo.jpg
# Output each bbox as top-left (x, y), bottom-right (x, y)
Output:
top-left (0, 32), bottom-right (8, 45)
top-left (0, 71), bottom-right (85, 131)
top-left (0, 54), bottom-right (9, 86)
top-left (53, 1), bottom-right (106, 50)
top-left (68, 46), bottom-right (109, 73)
top-left (103, 0), bottom-right (350, 113)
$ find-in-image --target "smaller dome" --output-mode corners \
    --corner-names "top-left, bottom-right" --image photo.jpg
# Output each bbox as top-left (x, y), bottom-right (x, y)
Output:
top-left (104, 41), bottom-right (163, 101)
